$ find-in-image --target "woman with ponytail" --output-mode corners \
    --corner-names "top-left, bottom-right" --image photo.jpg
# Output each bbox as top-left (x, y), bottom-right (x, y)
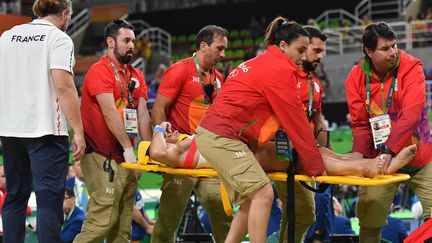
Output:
top-left (194, 17), bottom-right (327, 242)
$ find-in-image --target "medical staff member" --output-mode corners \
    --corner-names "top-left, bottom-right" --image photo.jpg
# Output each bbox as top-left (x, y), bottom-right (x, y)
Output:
top-left (195, 17), bottom-right (326, 242)
top-left (151, 25), bottom-right (231, 243)
top-left (275, 25), bottom-right (329, 243)
top-left (75, 19), bottom-right (152, 242)
top-left (345, 22), bottom-right (432, 242)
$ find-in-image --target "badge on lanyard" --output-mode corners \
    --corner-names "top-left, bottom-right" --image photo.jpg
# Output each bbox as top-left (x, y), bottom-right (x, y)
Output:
top-left (275, 129), bottom-right (293, 161)
top-left (369, 114), bottom-right (391, 149)
top-left (123, 108), bottom-right (138, 137)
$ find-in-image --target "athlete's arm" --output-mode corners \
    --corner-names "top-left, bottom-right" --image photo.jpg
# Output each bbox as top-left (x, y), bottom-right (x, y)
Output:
top-left (137, 97), bottom-right (152, 141)
top-left (149, 124), bottom-right (182, 166)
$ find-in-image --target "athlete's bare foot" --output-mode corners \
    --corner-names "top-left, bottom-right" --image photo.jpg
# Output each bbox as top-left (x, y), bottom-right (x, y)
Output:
top-left (385, 145), bottom-right (417, 174)
top-left (362, 157), bottom-right (385, 178)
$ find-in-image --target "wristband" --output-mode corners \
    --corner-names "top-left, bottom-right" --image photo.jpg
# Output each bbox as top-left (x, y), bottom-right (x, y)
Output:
top-left (380, 144), bottom-right (395, 157)
top-left (153, 125), bottom-right (166, 136)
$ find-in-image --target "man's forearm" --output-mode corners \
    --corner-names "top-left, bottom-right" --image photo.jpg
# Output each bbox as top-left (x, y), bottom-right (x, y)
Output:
top-left (151, 106), bottom-right (166, 125)
top-left (96, 94), bottom-right (134, 149)
top-left (103, 109), bottom-right (133, 149)
top-left (132, 207), bottom-right (152, 229)
top-left (52, 70), bottom-right (84, 135)
top-left (57, 87), bottom-right (84, 135)
top-left (315, 113), bottom-right (331, 149)
top-left (152, 93), bottom-right (174, 125)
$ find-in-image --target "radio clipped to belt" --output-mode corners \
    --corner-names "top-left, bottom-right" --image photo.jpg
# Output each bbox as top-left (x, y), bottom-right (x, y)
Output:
top-left (103, 154), bottom-right (115, 182)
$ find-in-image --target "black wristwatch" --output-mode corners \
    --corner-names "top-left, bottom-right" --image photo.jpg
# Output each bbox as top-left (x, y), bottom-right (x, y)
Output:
top-left (380, 144), bottom-right (395, 157)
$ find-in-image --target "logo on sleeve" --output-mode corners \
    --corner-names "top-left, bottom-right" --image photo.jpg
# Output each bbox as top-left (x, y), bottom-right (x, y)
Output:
top-left (314, 81), bottom-right (320, 93)
top-left (131, 77), bottom-right (140, 88)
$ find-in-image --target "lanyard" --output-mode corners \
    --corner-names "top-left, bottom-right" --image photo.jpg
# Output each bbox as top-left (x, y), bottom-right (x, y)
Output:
top-left (366, 67), bottom-right (398, 115)
top-left (110, 60), bottom-right (134, 108)
top-left (307, 78), bottom-right (314, 114)
top-left (192, 53), bottom-right (219, 105)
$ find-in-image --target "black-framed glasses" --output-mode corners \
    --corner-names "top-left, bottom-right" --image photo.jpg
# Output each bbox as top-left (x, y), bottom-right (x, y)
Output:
top-left (204, 83), bottom-right (215, 104)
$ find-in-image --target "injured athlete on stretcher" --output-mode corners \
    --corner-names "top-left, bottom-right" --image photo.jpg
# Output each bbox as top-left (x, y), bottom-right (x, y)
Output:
top-left (144, 122), bottom-right (416, 178)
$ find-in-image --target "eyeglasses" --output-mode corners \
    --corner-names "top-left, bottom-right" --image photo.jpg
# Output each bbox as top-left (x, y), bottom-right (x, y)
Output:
top-left (204, 83), bottom-right (215, 104)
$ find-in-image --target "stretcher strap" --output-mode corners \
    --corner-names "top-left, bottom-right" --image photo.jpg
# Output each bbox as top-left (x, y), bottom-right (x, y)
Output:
top-left (184, 139), bottom-right (197, 169)
top-left (220, 183), bottom-right (234, 216)
top-left (137, 141), bottom-right (151, 165)
top-left (287, 149), bottom-right (298, 243)
top-left (299, 181), bottom-right (330, 193)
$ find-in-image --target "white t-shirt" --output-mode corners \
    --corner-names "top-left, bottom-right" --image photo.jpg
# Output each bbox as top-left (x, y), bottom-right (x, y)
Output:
top-left (0, 19), bottom-right (75, 137)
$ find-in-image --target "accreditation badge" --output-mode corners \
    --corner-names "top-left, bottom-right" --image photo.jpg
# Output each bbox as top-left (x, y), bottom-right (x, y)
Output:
top-left (369, 114), bottom-right (391, 149)
top-left (275, 129), bottom-right (293, 161)
top-left (123, 108), bottom-right (138, 137)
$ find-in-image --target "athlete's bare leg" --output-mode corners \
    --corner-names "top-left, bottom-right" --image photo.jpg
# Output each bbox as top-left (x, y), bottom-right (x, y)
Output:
top-left (153, 141), bottom-right (415, 177)
top-left (255, 144), bottom-right (385, 177)
top-left (254, 145), bottom-right (290, 172)
top-left (320, 148), bottom-right (383, 177)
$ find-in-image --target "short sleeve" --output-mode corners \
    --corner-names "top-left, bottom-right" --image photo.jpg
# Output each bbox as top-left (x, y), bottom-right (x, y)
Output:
top-left (50, 33), bottom-right (74, 75)
top-left (157, 65), bottom-right (186, 100)
top-left (135, 69), bottom-right (148, 100)
top-left (83, 64), bottom-right (115, 97)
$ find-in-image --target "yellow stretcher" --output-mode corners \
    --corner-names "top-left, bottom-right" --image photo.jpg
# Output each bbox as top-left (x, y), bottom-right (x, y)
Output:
top-left (122, 162), bottom-right (410, 216)
top-left (121, 141), bottom-right (411, 216)
top-left (121, 162), bottom-right (410, 186)
top-left (123, 140), bottom-right (411, 186)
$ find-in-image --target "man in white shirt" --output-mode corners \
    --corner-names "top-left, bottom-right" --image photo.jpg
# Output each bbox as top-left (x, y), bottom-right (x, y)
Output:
top-left (0, 0), bottom-right (85, 242)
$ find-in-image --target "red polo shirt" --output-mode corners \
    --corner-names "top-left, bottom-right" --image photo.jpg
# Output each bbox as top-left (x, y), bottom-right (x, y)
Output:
top-left (200, 46), bottom-right (325, 176)
top-left (81, 56), bottom-right (148, 162)
top-left (157, 56), bottom-right (224, 134)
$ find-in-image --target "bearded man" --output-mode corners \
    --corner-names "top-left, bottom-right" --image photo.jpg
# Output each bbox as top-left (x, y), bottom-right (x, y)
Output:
top-left (74, 19), bottom-right (152, 243)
